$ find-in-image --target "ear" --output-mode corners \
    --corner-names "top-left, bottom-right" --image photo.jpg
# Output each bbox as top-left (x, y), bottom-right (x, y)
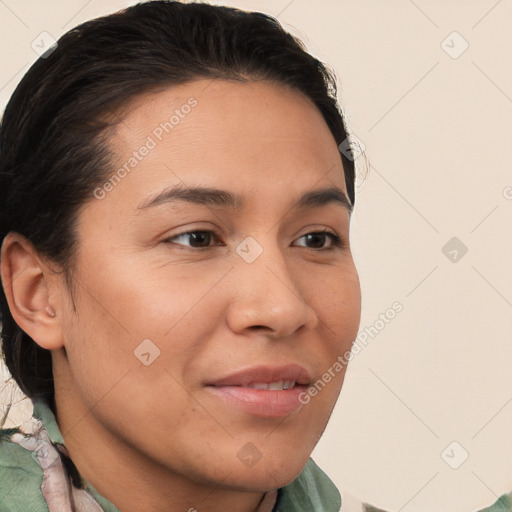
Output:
top-left (0, 233), bottom-right (64, 350)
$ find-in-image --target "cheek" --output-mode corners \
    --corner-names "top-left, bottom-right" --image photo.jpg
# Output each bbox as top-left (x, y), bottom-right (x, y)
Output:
top-left (286, 264), bottom-right (361, 410)
top-left (77, 248), bottom-right (231, 334)
top-left (61, 258), bottom-right (231, 392)
top-left (309, 264), bottom-right (362, 349)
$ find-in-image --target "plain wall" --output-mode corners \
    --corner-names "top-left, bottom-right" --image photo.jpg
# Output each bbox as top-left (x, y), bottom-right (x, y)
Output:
top-left (0, 1), bottom-right (511, 511)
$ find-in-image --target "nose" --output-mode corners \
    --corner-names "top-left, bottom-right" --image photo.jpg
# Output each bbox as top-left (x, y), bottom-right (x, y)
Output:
top-left (225, 236), bottom-right (319, 339)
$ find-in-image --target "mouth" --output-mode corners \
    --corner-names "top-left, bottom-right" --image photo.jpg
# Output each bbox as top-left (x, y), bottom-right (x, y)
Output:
top-left (204, 364), bottom-right (311, 418)
top-left (206, 364), bottom-right (311, 388)
top-left (244, 380), bottom-right (298, 390)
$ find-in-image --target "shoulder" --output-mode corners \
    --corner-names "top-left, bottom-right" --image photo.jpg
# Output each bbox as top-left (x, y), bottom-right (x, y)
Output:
top-left (0, 428), bottom-right (49, 512)
top-left (475, 493), bottom-right (512, 512)
top-left (362, 492), bottom-right (512, 512)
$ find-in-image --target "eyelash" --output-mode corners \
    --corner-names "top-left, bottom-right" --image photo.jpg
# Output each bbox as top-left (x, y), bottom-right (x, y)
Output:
top-left (163, 229), bottom-right (344, 252)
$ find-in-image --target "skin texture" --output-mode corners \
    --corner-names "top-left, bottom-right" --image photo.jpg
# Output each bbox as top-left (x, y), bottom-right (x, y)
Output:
top-left (1, 78), bottom-right (361, 512)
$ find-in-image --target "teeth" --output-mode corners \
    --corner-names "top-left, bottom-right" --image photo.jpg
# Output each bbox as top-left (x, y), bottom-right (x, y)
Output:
top-left (252, 383), bottom-right (269, 390)
top-left (249, 380), bottom-right (296, 390)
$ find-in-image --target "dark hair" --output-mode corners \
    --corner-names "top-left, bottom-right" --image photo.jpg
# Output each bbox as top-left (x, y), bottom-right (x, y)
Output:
top-left (0, 0), bottom-right (356, 405)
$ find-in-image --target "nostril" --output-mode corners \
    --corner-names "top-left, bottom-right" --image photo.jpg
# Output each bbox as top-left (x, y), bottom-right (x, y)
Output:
top-left (250, 325), bottom-right (267, 330)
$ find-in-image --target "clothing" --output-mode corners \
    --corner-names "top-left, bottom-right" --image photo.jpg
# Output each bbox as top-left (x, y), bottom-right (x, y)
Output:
top-left (363, 494), bottom-right (512, 512)
top-left (1, 399), bottom-right (511, 512)
top-left (0, 398), bottom-right (341, 511)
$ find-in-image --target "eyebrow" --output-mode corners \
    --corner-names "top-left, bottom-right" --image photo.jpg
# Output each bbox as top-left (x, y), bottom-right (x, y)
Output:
top-left (137, 184), bottom-right (353, 214)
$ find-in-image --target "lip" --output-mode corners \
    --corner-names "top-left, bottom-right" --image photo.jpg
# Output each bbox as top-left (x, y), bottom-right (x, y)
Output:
top-left (205, 364), bottom-right (311, 418)
top-left (206, 364), bottom-right (311, 388)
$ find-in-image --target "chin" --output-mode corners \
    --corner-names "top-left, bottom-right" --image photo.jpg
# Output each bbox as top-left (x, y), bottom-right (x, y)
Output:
top-left (221, 463), bottom-right (307, 493)
top-left (213, 446), bottom-right (312, 492)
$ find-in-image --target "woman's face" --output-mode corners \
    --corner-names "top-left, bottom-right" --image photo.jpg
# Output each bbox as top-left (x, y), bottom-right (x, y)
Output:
top-left (56, 78), bottom-right (361, 490)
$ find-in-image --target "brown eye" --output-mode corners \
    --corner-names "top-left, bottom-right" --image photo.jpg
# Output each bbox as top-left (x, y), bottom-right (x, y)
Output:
top-left (165, 230), bottom-right (219, 249)
top-left (294, 231), bottom-right (343, 250)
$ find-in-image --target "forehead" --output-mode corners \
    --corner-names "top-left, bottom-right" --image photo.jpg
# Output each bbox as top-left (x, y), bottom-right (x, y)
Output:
top-left (100, 78), bottom-right (347, 211)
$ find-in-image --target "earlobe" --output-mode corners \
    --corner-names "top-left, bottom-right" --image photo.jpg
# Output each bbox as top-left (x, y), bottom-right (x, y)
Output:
top-left (0, 233), bottom-right (64, 350)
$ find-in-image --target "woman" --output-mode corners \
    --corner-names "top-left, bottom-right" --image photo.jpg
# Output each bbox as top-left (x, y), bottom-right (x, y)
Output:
top-left (0, 1), bottom-right (356, 510)
top-left (0, 1), bottom-right (510, 512)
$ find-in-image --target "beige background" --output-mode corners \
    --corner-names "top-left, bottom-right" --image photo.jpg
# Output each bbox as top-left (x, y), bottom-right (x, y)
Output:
top-left (1, 1), bottom-right (511, 511)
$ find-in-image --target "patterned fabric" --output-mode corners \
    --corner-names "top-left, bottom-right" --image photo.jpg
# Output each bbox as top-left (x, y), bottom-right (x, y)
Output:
top-left (0, 398), bottom-right (341, 511)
